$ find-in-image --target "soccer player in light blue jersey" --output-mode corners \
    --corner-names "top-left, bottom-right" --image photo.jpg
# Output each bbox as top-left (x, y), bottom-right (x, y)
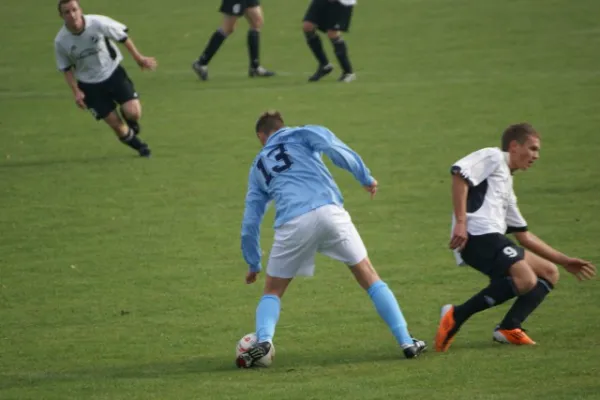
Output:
top-left (235, 111), bottom-right (426, 368)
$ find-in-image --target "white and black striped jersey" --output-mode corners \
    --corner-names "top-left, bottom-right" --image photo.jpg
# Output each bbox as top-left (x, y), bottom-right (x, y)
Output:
top-left (450, 147), bottom-right (528, 264)
top-left (54, 15), bottom-right (128, 83)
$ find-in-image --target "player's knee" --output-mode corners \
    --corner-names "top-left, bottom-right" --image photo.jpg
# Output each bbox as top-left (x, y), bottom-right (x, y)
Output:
top-left (303, 21), bottom-right (316, 33)
top-left (350, 258), bottom-right (381, 291)
top-left (327, 30), bottom-right (341, 40)
top-left (541, 263), bottom-right (560, 286)
top-left (509, 261), bottom-right (538, 294)
top-left (122, 102), bottom-right (141, 121)
top-left (514, 273), bottom-right (537, 294)
top-left (249, 16), bottom-right (263, 30)
top-left (221, 19), bottom-right (237, 35)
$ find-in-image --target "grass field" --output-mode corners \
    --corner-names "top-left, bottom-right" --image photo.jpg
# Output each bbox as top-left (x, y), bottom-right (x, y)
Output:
top-left (1, 0), bottom-right (600, 399)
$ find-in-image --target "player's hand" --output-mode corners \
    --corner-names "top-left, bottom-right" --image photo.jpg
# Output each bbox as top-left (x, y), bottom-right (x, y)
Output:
top-left (561, 257), bottom-right (596, 281)
top-left (136, 56), bottom-right (157, 71)
top-left (449, 222), bottom-right (468, 251)
top-left (74, 90), bottom-right (86, 109)
top-left (364, 179), bottom-right (378, 199)
top-left (246, 271), bottom-right (259, 284)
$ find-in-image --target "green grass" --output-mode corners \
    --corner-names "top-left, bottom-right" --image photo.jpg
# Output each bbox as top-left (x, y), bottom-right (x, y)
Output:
top-left (1, 0), bottom-right (600, 399)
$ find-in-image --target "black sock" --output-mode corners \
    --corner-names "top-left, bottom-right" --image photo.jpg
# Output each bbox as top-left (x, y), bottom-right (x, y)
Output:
top-left (499, 278), bottom-right (553, 330)
top-left (331, 37), bottom-right (352, 74)
top-left (248, 29), bottom-right (260, 69)
top-left (454, 277), bottom-right (518, 326)
top-left (304, 30), bottom-right (329, 66)
top-left (119, 128), bottom-right (146, 151)
top-left (198, 29), bottom-right (227, 65)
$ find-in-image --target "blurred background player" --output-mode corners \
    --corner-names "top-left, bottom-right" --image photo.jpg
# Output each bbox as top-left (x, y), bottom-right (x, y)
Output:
top-left (236, 110), bottom-right (426, 368)
top-left (302, 0), bottom-right (356, 82)
top-left (54, 0), bottom-right (157, 157)
top-left (192, 0), bottom-right (275, 80)
top-left (436, 123), bottom-right (596, 352)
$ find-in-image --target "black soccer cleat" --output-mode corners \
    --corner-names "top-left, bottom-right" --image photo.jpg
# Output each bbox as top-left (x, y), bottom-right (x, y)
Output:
top-left (403, 338), bottom-right (427, 359)
top-left (192, 61), bottom-right (209, 81)
top-left (308, 63), bottom-right (334, 82)
top-left (138, 144), bottom-right (151, 158)
top-left (249, 66), bottom-right (275, 78)
top-left (236, 341), bottom-right (271, 368)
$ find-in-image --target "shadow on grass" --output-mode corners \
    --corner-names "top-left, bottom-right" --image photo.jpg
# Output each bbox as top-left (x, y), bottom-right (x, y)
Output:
top-left (0, 349), bottom-right (406, 390)
top-left (0, 155), bottom-right (140, 170)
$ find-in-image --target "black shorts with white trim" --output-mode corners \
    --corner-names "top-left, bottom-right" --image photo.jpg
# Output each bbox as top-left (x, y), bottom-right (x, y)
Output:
top-left (460, 232), bottom-right (526, 280)
top-left (303, 0), bottom-right (354, 33)
top-left (77, 65), bottom-right (138, 120)
top-left (219, 0), bottom-right (260, 16)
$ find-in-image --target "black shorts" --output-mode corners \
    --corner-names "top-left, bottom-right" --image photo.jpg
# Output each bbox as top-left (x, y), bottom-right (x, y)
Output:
top-left (219, 0), bottom-right (260, 16)
top-left (78, 65), bottom-right (138, 121)
top-left (303, 0), bottom-right (354, 33)
top-left (460, 233), bottom-right (525, 280)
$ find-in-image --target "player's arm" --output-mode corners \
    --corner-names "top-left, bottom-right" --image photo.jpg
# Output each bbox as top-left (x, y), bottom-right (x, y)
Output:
top-left (97, 15), bottom-right (157, 70)
top-left (448, 148), bottom-right (502, 250)
top-left (507, 192), bottom-right (596, 280)
top-left (513, 230), bottom-right (596, 280)
top-left (55, 42), bottom-right (86, 109)
top-left (303, 126), bottom-right (375, 188)
top-left (449, 173), bottom-right (469, 250)
top-left (241, 168), bottom-right (270, 277)
top-left (122, 38), bottom-right (157, 71)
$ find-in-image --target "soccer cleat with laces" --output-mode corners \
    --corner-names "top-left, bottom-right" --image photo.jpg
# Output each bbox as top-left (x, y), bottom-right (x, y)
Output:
top-left (249, 66), bottom-right (275, 78)
top-left (308, 63), bottom-right (334, 82)
top-left (435, 304), bottom-right (459, 352)
top-left (236, 341), bottom-right (272, 368)
top-left (337, 72), bottom-right (356, 83)
top-left (493, 328), bottom-right (536, 345)
top-left (192, 61), bottom-right (209, 81)
top-left (403, 338), bottom-right (428, 359)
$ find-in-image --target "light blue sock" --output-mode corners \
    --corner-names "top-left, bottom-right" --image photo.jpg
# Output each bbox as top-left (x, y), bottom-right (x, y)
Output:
top-left (255, 294), bottom-right (281, 343)
top-left (367, 280), bottom-right (413, 347)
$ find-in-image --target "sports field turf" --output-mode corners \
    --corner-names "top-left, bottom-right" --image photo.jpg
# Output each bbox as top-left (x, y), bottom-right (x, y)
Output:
top-left (1, 0), bottom-right (599, 399)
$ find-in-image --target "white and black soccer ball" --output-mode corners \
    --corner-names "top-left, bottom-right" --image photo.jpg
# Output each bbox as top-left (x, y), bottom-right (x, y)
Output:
top-left (236, 332), bottom-right (275, 367)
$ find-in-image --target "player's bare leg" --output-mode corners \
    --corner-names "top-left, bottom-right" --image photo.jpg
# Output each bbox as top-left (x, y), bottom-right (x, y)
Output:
top-left (350, 257), bottom-right (427, 359)
top-left (245, 6), bottom-right (275, 77)
top-left (236, 274), bottom-right (290, 368)
top-left (119, 99), bottom-right (142, 135)
top-left (303, 21), bottom-right (333, 82)
top-left (192, 16), bottom-right (237, 81)
top-left (103, 111), bottom-right (150, 157)
top-left (494, 252), bottom-right (559, 345)
top-left (327, 30), bottom-right (354, 82)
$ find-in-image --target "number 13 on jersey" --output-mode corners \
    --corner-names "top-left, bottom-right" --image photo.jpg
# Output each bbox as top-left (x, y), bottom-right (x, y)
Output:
top-left (256, 144), bottom-right (293, 185)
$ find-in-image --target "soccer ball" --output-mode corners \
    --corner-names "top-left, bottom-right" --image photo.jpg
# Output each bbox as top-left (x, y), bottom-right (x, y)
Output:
top-left (236, 332), bottom-right (275, 368)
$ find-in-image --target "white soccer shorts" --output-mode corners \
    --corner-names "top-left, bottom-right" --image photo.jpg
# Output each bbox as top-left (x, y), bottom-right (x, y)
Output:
top-left (266, 204), bottom-right (368, 279)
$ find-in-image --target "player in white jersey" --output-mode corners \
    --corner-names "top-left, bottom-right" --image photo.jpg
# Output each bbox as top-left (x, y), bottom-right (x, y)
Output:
top-left (435, 123), bottom-right (596, 352)
top-left (303, 0), bottom-right (357, 82)
top-left (54, 0), bottom-right (157, 157)
top-left (191, 0), bottom-right (275, 81)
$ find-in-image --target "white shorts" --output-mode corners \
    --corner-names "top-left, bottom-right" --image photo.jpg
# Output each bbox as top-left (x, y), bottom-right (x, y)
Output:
top-left (266, 204), bottom-right (368, 279)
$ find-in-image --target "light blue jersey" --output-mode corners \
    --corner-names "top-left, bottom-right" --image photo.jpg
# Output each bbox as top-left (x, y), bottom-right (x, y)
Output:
top-left (241, 125), bottom-right (374, 272)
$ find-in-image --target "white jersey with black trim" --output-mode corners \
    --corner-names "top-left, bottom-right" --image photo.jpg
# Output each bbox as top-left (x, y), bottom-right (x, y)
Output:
top-left (54, 15), bottom-right (128, 83)
top-left (450, 147), bottom-right (528, 265)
